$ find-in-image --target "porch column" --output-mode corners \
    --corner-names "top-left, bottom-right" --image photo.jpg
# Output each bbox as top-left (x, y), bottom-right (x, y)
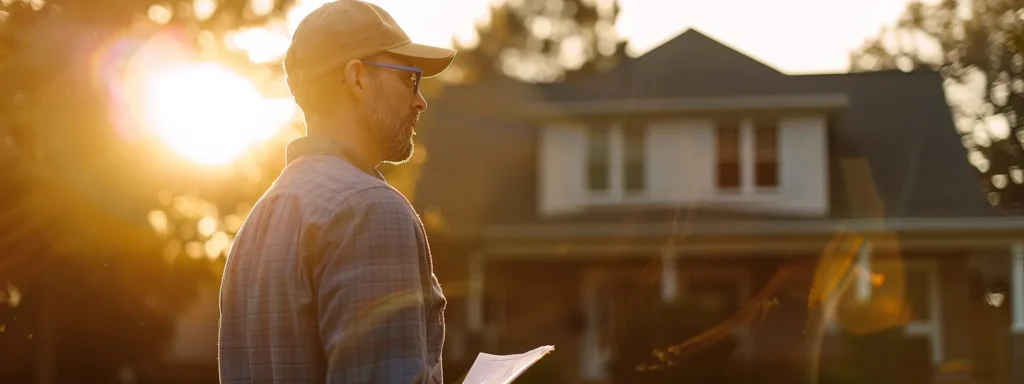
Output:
top-left (1011, 243), bottom-right (1024, 383)
top-left (661, 245), bottom-right (678, 304)
top-left (467, 252), bottom-right (484, 332)
top-left (581, 272), bottom-right (610, 380)
top-left (855, 241), bottom-right (873, 303)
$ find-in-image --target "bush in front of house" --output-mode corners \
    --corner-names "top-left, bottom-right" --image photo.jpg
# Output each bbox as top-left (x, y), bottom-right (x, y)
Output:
top-left (607, 298), bottom-right (741, 384)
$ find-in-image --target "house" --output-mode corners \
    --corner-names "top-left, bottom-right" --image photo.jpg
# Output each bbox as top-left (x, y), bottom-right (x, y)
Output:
top-left (413, 29), bottom-right (1024, 383)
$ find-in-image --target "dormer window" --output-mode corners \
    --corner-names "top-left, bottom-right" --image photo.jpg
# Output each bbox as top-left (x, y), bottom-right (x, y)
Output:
top-left (755, 121), bottom-right (779, 188)
top-left (716, 122), bottom-right (741, 189)
top-left (587, 126), bottom-right (611, 193)
top-left (623, 121), bottom-right (647, 194)
top-left (715, 119), bottom-right (780, 194)
top-left (586, 122), bottom-right (648, 203)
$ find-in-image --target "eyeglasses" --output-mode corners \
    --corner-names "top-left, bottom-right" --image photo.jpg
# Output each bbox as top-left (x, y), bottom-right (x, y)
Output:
top-left (361, 61), bottom-right (423, 95)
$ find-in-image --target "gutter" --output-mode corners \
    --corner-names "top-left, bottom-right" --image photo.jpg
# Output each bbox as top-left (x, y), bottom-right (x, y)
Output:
top-left (522, 93), bottom-right (850, 117)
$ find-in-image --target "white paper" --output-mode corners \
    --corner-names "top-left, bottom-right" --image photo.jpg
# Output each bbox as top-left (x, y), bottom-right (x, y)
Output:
top-left (461, 345), bottom-right (555, 384)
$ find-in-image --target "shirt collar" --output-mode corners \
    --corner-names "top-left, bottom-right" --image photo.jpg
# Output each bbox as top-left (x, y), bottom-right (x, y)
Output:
top-left (285, 136), bottom-right (385, 181)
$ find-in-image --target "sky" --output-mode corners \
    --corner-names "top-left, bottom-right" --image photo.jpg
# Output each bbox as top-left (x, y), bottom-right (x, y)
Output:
top-left (141, 0), bottom-right (928, 166)
top-left (118, 0), bottom-right (1012, 181)
top-left (326, 0), bottom-right (915, 74)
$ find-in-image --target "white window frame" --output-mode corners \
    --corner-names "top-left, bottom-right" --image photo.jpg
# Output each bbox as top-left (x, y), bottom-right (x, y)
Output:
top-left (714, 119), bottom-right (781, 197)
top-left (585, 123), bottom-right (647, 205)
top-left (902, 260), bottom-right (944, 366)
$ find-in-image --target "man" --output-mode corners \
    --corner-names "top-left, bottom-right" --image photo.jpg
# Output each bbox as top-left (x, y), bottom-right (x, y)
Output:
top-left (218, 1), bottom-right (456, 383)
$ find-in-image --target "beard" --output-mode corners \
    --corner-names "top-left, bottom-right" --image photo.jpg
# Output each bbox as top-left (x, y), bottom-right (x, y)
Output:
top-left (362, 94), bottom-right (419, 165)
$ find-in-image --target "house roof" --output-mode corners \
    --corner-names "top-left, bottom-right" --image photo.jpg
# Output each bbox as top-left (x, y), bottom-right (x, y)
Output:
top-left (413, 29), bottom-right (995, 235)
top-left (539, 29), bottom-right (789, 102)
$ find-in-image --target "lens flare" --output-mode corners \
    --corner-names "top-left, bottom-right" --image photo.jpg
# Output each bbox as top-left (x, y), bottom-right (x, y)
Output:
top-left (97, 30), bottom-right (296, 166)
top-left (141, 63), bottom-right (294, 165)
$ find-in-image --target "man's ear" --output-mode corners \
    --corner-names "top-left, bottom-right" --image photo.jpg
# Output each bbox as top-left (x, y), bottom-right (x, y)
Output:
top-left (342, 59), bottom-right (366, 98)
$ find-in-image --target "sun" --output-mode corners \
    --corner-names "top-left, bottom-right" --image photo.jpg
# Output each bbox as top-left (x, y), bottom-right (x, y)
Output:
top-left (141, 63), bottom-right (295, 165)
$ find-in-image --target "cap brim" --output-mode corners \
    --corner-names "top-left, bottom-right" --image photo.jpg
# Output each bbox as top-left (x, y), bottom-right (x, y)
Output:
top-left (386, 42), bottom-right (457, 78)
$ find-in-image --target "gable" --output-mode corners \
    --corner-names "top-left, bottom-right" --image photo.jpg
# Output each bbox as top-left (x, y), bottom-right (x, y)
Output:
top-left (541, 28), bottom-right (790, 102)
top-left (624, 28), bottom-right (783, 79)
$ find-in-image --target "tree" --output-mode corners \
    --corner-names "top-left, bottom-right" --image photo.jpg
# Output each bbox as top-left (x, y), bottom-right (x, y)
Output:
top-left (446, 0), bottom-right (628, 83)
top-left (0, 0), bottom-right (297, 382)
top-left (850, 0), bottom-right (1024, 213)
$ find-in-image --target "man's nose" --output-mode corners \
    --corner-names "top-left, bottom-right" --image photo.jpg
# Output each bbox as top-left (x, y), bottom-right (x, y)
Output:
top-left (413, 91), bottom-right (427, 112)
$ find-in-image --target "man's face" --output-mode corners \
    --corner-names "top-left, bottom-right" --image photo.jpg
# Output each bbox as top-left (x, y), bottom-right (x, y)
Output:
top-left (358, 55), bottom-right (427, 164)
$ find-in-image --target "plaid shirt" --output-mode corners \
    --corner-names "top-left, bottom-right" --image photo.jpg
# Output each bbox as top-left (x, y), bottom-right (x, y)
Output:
top-left (218, 137), bottom-right (446, 383)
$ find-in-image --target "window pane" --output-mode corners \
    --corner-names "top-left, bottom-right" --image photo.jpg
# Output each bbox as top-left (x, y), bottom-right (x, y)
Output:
top-left (754, 122), bottom-right (777, 161)
top-left (755, 122), bottom-right (778, 187)
top-left (588, 126), bottom-right (610, 191)
top-left (905, 268), bottom-right (931, 322)
top-left (755, 163), bottom-right (778, 187)
top-left (717, 124), bottom-right (740, 189)
top-left (588, 164), bottom-right (609, 191)
top-left (624, 124), bottom-right (646, 192)
top-left (624, 164), bottom-right (644, 192)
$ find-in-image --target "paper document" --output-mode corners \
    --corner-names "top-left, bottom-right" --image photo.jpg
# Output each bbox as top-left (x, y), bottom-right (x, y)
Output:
top-left (461, 345), bottom-right (555, 384)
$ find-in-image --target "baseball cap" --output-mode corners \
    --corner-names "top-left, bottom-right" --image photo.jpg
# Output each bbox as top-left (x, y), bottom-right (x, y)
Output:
top-left (284, 0), bottom-right (457, 86)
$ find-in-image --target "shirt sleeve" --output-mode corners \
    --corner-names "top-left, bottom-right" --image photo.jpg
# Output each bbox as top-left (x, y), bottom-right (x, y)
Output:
top-left (315, 186), bottom-right (431, 384)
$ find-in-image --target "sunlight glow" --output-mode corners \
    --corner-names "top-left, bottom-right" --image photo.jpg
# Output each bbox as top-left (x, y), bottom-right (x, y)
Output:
top-left (221, 0), bottom-right (493, 67)
top-left (141, 63), bottom-right (296, 165)
top-left (193, 0), bottom-right (217, 20)
top-left (986, 291), bottom-right (1005, 307)
top-left (98, 30), bottom-right (296, 166)
top-left (0, 282), bottom-right (20, 308)
top-left (148, 209), bottom-right (169, 235)
top-left (226, 25), bottom-right (293, 64)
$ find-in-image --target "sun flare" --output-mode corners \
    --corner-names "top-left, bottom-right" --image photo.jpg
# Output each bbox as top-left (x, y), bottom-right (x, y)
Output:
top-left (141, 63), bottom-right (295, 165)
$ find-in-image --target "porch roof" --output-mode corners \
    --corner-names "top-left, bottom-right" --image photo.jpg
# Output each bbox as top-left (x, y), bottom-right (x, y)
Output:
top-left (431, 216), bottom-right (1024, 258)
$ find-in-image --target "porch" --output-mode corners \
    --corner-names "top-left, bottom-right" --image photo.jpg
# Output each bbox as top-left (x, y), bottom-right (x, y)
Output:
top-left (432, 217), bottom-right (1024, 383)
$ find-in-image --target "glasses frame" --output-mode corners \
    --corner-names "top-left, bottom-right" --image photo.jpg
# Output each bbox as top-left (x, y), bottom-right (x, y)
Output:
top-left (361, 61), bottom-right (423, 95)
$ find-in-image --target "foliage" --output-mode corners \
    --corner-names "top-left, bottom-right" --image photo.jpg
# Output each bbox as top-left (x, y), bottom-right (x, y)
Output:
top-left (447, 0), bottom-right (627, 83)
top-left (0, 0), bottom-right (297, 381)
top-left (850, 0), bottom-right (1024, 212)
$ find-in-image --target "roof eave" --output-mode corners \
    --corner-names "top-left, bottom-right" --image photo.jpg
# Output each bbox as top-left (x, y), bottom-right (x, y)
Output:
top-left (435, 216), bottom-right (1021, 241)
top-left (523, 93), bottom-right (850, 119)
